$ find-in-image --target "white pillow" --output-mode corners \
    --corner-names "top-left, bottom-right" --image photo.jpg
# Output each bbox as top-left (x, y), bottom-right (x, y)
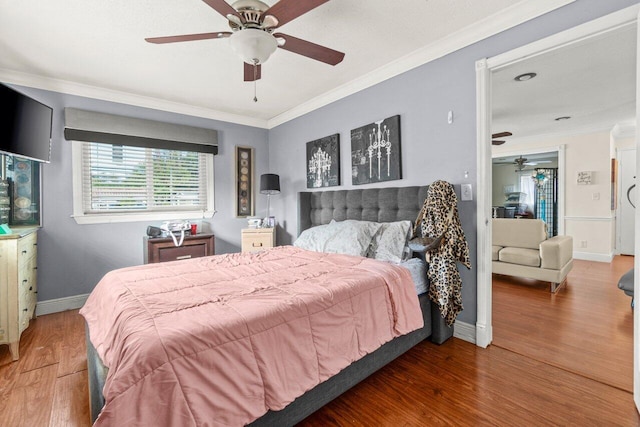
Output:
top-left (293, 222), bottom-right (336, 252)
top-left (323, 220), bottom-right (382, 257)
top-left (368, 220), bottom-right (412, 263)
top-left (293, 220), bottom-right (382, 257)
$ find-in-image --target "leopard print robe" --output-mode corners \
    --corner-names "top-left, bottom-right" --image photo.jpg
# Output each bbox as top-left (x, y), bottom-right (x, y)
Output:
top-left (418, 180), bottom-right (471, 326)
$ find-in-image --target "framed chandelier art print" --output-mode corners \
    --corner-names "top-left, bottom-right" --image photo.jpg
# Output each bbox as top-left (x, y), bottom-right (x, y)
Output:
top-left (306, 134), bottom-right (340, 188)
top-left (350, 115), bottom-right (402, 185)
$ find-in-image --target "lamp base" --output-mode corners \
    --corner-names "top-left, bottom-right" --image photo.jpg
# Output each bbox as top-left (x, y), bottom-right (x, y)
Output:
top-left (263, 216), bottom-right (276, 228)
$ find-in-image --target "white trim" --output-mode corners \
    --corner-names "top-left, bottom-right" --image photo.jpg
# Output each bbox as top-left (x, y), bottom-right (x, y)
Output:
top-left (0, 2), bottom-right (574, 131)
top-left (564, 216), bottom-right (614, 221)
top-left (475, 57), bottom-right (493, 349)
top-left (487, 5), bottom-right (640, 70)
top-left (477, 5), bottom-right (640, 357)
top-left (634, 9), bottom-right (640, 413)
top-left (453, 321), bottom-right (476, 344)
top-left (36, 294), bottom-right (89, 316)
top-left (0, 69), bottom-right (269, 129)
top-left (616, 146), bottom-right (636, 255)
top-left (572, 251), bottom-right (614, 262)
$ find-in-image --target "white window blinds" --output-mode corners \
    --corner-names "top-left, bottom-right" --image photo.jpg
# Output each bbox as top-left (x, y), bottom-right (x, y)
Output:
top-left (81, 142), bottom-right (210, 214)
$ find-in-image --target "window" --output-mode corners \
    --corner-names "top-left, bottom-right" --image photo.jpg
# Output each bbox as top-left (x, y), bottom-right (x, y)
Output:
top-left (518, 171), bottom-right (535, 210)
top-left (72, 141), bottom-right (214, 224)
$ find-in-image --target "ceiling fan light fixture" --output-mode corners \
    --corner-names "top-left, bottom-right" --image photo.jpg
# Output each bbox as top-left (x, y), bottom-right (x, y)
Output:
top-left (514, 72), bottom-right (537, 82)
top-left (228, 28), bottom-right (277, 65)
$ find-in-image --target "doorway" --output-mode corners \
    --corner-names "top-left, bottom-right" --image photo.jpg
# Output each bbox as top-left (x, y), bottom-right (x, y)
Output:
top-left (475, 4), bottom-right (640, 410)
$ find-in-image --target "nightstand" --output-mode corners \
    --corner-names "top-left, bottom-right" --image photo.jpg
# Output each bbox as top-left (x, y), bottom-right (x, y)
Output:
top-left (241, 228), bottom-right (276, 253)
top-left (144, 233), bottom-right (215, 263)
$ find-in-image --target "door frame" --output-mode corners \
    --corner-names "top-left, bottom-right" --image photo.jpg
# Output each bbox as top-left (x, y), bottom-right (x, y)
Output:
top-left (475, 3), bottom-right (640, 410)
top-left (616, 146), bottom-right (636, 255)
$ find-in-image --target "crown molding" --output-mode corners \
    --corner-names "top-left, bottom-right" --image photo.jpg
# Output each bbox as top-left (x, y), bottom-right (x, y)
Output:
top-left (267, 0), bottom-right (575, 128)
top-left (0, 69), bottom-right (269, 129)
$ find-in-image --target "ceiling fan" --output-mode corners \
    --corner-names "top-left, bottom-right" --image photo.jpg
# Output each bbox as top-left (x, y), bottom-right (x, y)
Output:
top-left (492, 131), bottom-right (512, 145)
top-left (145, 0), bottom-right (345, 101)
top-left (514, 155), bottom-right (529, 171)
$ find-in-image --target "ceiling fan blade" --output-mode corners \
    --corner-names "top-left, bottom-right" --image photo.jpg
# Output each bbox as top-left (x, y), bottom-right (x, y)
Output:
top-left (244, 62), bottom-right (262, 81)
top-left (201, 0), bottom-right (243, 21)
top-left (145, 32), bottom-right (231, 44)
top-left (263, 0), bottom-right (329, 27)
top-left (492, 131), bottom-right (512, 138)
top-left (492, 140), bottom-right (506, 145)
top-left (274, 33), bottom-right (344, 65)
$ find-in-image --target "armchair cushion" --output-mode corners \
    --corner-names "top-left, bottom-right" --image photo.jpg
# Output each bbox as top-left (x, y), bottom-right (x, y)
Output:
top-left (498, 247), bottom-right (541, 267)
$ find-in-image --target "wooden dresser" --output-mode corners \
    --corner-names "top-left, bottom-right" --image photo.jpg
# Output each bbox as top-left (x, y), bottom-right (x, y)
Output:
top-left (241, 228), bottom-right (276, 253)
top-left (144, 233), bottom-right (215, 263)
top-left (0, 228), bottom-right (38, 361)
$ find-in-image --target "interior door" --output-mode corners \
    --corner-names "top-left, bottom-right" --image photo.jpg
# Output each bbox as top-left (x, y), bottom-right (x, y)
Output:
top-left (619, 149), bottom-right (636, 255)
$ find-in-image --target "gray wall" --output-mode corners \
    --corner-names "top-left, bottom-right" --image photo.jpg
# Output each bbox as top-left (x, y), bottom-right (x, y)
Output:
top-left (267, 0), bottom-right (638, 325)
top-left (9, 86), bottom-right (269, 301)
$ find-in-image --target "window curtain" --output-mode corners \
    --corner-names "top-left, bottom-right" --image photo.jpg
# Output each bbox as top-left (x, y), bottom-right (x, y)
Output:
top-left (518, 171), bottom-right (535, 213)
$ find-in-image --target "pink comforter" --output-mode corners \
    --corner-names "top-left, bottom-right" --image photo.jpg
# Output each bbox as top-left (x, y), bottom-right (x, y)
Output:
top-left (80, 246), bottom-right (423, 426)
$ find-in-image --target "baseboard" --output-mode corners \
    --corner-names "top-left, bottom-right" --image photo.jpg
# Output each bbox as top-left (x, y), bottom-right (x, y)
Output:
top-left (573, 251), bottom-right (613, 263)
top-left (36, 293), bottom-right (89, 316)
top-left (453, 320), bottom-right (476, 344)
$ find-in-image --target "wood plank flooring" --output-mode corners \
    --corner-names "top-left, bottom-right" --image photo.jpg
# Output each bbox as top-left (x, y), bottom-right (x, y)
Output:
top-left (492, 255), bottom-right (634, 392)
top-left (0, 256), bottom-right (637, 426)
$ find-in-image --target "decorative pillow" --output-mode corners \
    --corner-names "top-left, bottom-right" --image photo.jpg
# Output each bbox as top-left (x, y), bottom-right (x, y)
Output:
top-left (322, 220), bottom-right (382, 257)
top-left (368, 220), bottom-right (412, 263)
top-left (293, 222), bottom-right (336, 252)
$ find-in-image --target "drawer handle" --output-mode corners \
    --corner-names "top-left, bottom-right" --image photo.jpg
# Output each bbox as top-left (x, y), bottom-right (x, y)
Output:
top-left (23, 279), bottom-right (27, 284)
top-left (23, 308), bottom-right (28, 312)
top-left (22, 250), bottom-right (27, 254)
top-left (176, 255), bottom-right (192, 260)
top-left (29, 287), bottom-right (32, 291)
top-left (252, 243), bottom-right (263, 247)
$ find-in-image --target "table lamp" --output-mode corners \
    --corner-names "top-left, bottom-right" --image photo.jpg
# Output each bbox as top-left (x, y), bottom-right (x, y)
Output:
top-left (260, 173), bottom-right (280, 227)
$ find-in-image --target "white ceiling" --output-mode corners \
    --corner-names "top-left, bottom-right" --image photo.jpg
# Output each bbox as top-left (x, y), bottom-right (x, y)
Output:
top-left (0, 0), bottom-right (573, 128)
top-left (492, 22), bottom-right (637, 144)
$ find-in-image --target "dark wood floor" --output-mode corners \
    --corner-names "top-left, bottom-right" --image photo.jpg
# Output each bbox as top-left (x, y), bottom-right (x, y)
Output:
top-left (0, 256), bottom-right (637, 426)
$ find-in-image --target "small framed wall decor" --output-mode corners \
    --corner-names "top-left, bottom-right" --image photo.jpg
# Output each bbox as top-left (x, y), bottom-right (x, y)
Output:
top-left (306, 134), bottom-right (340, 188)
top-left (235, 146), bottom-right (254, 217)
top-left (350, 115), bottom-right (402, 185)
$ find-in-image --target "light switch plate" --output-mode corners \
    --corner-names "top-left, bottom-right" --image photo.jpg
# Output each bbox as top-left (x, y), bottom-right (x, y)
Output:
top-left (461, 183), bottom-right (473, 201)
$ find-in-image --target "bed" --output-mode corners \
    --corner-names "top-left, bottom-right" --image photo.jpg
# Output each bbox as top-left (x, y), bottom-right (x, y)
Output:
top-left (82, 185), bottom-right (454, 426)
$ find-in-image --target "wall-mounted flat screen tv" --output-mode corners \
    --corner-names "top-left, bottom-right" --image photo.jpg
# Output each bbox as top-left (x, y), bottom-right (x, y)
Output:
top-left (0, 83), bottom-right (52, 163)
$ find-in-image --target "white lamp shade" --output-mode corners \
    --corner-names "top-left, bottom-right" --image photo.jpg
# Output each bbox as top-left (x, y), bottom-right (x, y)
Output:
top-left (229, 29), bottom-right (278, 65)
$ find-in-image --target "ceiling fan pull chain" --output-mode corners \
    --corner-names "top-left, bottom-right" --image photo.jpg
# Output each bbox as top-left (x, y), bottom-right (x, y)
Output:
top-left (253, 60), bottom-right (258, 102)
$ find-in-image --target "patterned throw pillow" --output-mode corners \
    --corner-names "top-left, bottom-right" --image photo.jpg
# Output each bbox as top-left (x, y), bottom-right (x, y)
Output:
top-left (293, 220), bottom-right (382, 257)
top-left (293, 222), bottom-right (336, 252)
top-left (323, 220), bottom-right (382, 257)
top-left (368, 220), bottom-right (412, 263)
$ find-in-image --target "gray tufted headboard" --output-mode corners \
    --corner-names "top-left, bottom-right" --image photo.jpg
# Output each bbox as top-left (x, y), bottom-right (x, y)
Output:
top-left (297, 186), bottom-right (429, 236)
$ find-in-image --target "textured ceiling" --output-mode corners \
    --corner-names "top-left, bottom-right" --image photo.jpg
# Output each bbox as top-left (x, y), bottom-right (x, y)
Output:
top-left (0, 0), bottom-right (571, 128)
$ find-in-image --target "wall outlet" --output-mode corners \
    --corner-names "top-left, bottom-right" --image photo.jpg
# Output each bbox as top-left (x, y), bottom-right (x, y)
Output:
top-left (461, 183), bottom-right (473, 201)
top-left (580, 240), bottom-right (587, 248)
